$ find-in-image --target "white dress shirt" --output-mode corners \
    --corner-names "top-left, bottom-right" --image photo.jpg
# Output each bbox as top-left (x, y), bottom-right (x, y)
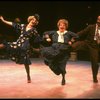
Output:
top-left (94, 24), bottom-right (100, 40)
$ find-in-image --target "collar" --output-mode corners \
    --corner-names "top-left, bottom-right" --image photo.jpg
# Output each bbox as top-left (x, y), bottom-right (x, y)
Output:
top-left (57, 30), bottom-right (67, 35)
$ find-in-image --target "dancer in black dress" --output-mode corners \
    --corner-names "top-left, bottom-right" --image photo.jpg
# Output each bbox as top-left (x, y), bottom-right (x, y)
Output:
top-left (41, 19), bottom-right (78, 85)
top-left (0, 14), bottom-right (40, 83)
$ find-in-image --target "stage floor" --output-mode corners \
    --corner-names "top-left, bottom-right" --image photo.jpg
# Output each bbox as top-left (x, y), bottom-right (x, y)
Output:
top-left (0, 58), bottom-right (100, 99)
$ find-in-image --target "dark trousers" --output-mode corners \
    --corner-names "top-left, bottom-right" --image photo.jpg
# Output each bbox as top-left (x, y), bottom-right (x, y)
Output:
top-left (72, 41), bottom-right (99, 80)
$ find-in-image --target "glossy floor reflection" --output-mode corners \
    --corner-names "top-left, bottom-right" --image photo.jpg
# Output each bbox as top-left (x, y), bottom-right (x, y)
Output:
top-left (0, 58), bottom-right (100, 99)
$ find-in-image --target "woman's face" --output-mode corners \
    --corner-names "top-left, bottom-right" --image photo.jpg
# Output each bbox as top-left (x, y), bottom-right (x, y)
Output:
top-left (29, 17), bottom-right (37, 26)
top-left (58, 22), bottom-right (66, 32)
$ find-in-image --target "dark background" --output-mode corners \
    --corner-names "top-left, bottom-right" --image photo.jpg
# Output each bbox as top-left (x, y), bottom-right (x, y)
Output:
top-left (0, 1), bottom-right (100, 39)
top-left (0, 1), bottom-right (100, 60)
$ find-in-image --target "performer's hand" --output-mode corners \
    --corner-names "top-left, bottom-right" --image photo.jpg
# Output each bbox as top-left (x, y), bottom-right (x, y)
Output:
top-left (0, 16), bottom-right (4, 21)
top-left (68, 41), bottom-right (72, 45)
top-left (46, 38), bottom-right (51, 42)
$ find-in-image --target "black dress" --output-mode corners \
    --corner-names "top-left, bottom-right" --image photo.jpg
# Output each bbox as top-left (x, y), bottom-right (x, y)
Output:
top-left (3, 22), bottom-right (39, 65)
top-left (41, 31), bottom-right (78, 75)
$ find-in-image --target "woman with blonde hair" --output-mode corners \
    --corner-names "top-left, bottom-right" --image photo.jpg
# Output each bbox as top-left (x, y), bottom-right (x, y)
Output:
top-left (0, 14), bottom-right (40, 83)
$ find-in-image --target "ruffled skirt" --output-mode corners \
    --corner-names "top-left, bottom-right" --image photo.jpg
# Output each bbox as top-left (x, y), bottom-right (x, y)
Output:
top-left (3, 40), bottom-right (31, 65)
top-left (41, 43), bottom-right (71, 75)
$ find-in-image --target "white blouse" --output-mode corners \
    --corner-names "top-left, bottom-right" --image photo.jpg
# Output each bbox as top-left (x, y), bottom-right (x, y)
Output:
top-left (57, 30), bottom-right (67, 43)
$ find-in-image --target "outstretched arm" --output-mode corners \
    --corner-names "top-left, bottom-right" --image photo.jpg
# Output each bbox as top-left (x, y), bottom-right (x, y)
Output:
top-left (0, 16), bottom-right (13, 26)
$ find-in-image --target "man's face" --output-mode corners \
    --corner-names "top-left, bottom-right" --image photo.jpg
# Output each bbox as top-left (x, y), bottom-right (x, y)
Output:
top-left (97, 16), bottom-right (100, 27)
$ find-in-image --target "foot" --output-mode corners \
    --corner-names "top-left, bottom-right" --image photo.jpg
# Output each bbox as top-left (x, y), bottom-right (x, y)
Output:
top-left (61, 79), bottom-right (66, 85)
top-left (93, 79), bottom-right (98, 83)
top-left (27, 79), bottom-right (31, 83)
top-left (27, 76), bottom-right (31, 83)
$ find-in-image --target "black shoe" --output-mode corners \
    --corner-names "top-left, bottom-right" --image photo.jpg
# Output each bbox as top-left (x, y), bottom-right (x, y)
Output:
top-left (27, 79), bottom-right (31, 83)
top-left (93, 79), bottom-right (98, 83)
top-left (27, 76), bottom-right (31, 83)
top-left (61, 79), bottom-right (66, 85)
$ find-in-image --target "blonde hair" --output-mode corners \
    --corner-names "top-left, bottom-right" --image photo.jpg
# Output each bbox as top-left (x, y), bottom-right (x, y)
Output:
top-left (57, 19), bottom-right (68, 29)
top-left (27, 16), bottom-right (39, 25)
top-left (27, 16), bottom-right (34, 22)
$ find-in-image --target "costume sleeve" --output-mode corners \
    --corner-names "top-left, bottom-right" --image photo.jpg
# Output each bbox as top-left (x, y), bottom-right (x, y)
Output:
top-left (12, 22), bottom-right (21, 30)
top-left (12, 22), bottom-right (22, 34)
top-left (69, 31), bottom-right (79, 38)
top-left (41, 31), bottom-right (55, 46)
top-left (77, 25), bottom-right (91, 39)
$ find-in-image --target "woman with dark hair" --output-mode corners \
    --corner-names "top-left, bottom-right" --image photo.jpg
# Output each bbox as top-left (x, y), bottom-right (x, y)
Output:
top-left (41, 19), bottom-right (78, 85)
top-left (0, 14), bottom-right (40, 83)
